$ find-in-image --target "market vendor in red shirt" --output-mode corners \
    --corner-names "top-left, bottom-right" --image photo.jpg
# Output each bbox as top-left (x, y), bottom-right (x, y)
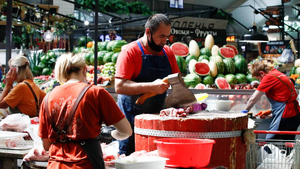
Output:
top-left (115, 13), bottom-right (180, 155)
top-left (245, 61), bottom-right (300, 140)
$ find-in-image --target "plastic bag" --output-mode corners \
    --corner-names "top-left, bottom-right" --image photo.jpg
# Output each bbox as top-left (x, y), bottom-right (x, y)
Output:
top-left (25, 124), bottom-right (43, 148)
top-left (0, 113), bottom-right (31, 132)
top-left (257, 143), bottom-right (293, 169)
top-left (278, 49), bottom-right (294, 64)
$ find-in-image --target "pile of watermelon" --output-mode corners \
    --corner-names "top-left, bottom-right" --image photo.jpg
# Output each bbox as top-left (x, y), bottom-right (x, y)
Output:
top-left (74, 40), bottom-right (128, 66)
top-left (170, 34), bottom-right (258, 89)
top-left (73, 40), bottom-right (128, 87)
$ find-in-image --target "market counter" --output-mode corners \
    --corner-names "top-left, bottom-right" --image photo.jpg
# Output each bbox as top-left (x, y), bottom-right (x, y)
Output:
top-left (0, 147), bottom-right (31, 169)
top-left (135, 111), bottom-right (248, 169)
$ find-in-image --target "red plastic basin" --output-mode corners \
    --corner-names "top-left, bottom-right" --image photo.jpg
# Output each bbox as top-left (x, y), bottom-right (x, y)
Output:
top-left (154, 138), bottom-right (215, 168)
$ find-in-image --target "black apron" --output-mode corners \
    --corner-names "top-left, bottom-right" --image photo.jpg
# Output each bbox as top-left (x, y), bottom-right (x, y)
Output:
top-left (44, 84), bottom-right (104, 169)
top-left (117, 40), bottom-right (172, 155)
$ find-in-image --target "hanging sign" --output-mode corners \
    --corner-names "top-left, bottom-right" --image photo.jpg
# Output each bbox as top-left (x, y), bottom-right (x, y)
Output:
top-left (169, 16), bottom-right (228, 46)
top-left (260, 41), bottom-right (290, 54)
top-left (170, 0), bottom-right (183, 9)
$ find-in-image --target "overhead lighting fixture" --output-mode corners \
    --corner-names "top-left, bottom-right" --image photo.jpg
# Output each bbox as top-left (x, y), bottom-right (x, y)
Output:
top-left (284, 15), bottom-right (289, 20)
top-left (239, 22), bottom-right (269, 43)
top-left (43, 30), bottom-right (54, 42)
top-left (43, 2), bottom-right (53, 42)
top-left (84, 20), bottom-right (89, 26)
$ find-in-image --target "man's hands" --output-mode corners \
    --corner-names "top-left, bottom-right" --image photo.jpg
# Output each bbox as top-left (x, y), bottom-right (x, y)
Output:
top-left (151, 79), bottom-right (170, 94)
top-left (5, 68), bottom-right (17, 87)
top-left (254, 110), bottom-right (272, 119)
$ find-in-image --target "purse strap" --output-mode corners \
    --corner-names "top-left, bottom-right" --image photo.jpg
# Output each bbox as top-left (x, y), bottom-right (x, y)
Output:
top-left (44, 84), bottom-right (92, 134)
top-left (24, 81), bottom-right (39, 116)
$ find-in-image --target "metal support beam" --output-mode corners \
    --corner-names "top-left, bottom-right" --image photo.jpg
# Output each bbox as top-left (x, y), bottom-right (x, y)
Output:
top-left (93, 0), bottom-right (98, 85)
top-left (281, 0), bottom-right (285, 41)
top-left (6, 0), bottom-right (13, 73)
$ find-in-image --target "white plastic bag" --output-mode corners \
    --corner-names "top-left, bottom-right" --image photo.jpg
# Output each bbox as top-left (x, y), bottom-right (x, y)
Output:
top-left (0, 113), bottom-right (30, 132)
top-left (278, 49), bottom-right (294, 64)
top-left (257, 143), bottom-right (293, 169)
top-left (25, 124), bottom-right (43, 148)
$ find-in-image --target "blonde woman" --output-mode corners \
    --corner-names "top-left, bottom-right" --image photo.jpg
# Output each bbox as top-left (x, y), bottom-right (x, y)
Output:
top-left (0, 55), bottom-right (46, 117)
top-left (245, 61), bottom-right (300, 140)
top-left (38, 53), bottom-right (132, 169)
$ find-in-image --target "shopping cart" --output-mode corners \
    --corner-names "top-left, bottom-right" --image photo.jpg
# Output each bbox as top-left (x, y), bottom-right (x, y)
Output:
top-left (246, 130), bottom-right (300, 169)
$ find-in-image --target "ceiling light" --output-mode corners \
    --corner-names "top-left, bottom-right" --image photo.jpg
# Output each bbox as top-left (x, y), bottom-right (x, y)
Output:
top-left (84, 20), bottom-right (89, 26)
top-left (239, 22), bottom-right (269, 43)
top-left (43, 30), bottom-right (54, 42)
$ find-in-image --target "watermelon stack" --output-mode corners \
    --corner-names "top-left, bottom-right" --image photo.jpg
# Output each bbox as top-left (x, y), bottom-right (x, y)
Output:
top-left (178, 39), bottom-right (252, 89)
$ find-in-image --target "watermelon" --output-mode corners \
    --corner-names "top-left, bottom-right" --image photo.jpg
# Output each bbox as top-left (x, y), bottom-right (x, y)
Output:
top-left (223, 58), bottom-right (236, 74)
top-left (235, 73), bottom-right (247, 84)
top-left (195, 83), bottom-right (206, 89)
top-left (183, 74), bottom-right (201, 88)
top-left (215, 77), bottom-right (231, 89)
top-left (188, 59), bottom-right (198, 74)
top-left (84, 52), bottom-right (93, 65)
top-left (103, 52), bottom-right (114, 63)
top-left (170, 42), bottom-right (189, 57)
top-left (185, 54), bottom-right (197, 65)
top-left (98, 51), bottom-right (108, 64)
top-left (234, 54), bottom-right (244, 61)
top-left (219, 47), bottom-right (235, 59)
top-left (78, 36), bottom-right (92, 47)
top-left (225, 74), bottom-right (238, 85)
top-left (295, 67), bottom-right (300, 75)
top-left (194, 62), bottom-right (210, 76)
top-left (203, 75), bottom-right (214, 85)
top-left (224, 44), bottom-right (238, 55)
top-left (97, 41), bottom-right (108, 51)
top-left (246, 73), bottom-right (258, 83)
top-left (189, 40), bottom-right (200, 58)
top-left (200, 48), bottom-right (211, 57)
top-left (198, 55), bottom-right (210, 62)
top-left (73, 47), bottom-right (80, 53)
top-left (210, 55), bottom-right (225, 74)
top-left (175, 55), bottom-right (187, 75)
top-left (112, 52), bottom-right (119, 64)
top-left (112, 40), bottom-right (128, 53)
top-left (106, 41), bottom-right (118, 51)
top-left (289, 66), bottom-right (296, 76)
top-left (217, 74), bottom-right (225, 78)
top-left (235, 57), bottom-right (248, 74)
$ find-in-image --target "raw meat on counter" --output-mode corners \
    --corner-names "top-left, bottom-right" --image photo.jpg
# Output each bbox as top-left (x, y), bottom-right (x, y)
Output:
top-left (0, 136), bottom-right (27, 148)
top-left (159, 103), bottom-right (207, 117)
top-left (23, 147), bottom-right (49, 161)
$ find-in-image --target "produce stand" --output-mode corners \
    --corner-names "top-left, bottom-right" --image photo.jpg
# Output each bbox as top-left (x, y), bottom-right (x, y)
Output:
top-left (0, 85), bottom-right (271, 169)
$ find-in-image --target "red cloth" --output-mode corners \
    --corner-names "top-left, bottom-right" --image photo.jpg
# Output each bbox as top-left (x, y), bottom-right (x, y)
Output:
top-left (38, 82), bottom-right (125, 168)
top-left (115, 39), bottom-right (180, 80)
top-left (257, 69), bottom-right (299, 118)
